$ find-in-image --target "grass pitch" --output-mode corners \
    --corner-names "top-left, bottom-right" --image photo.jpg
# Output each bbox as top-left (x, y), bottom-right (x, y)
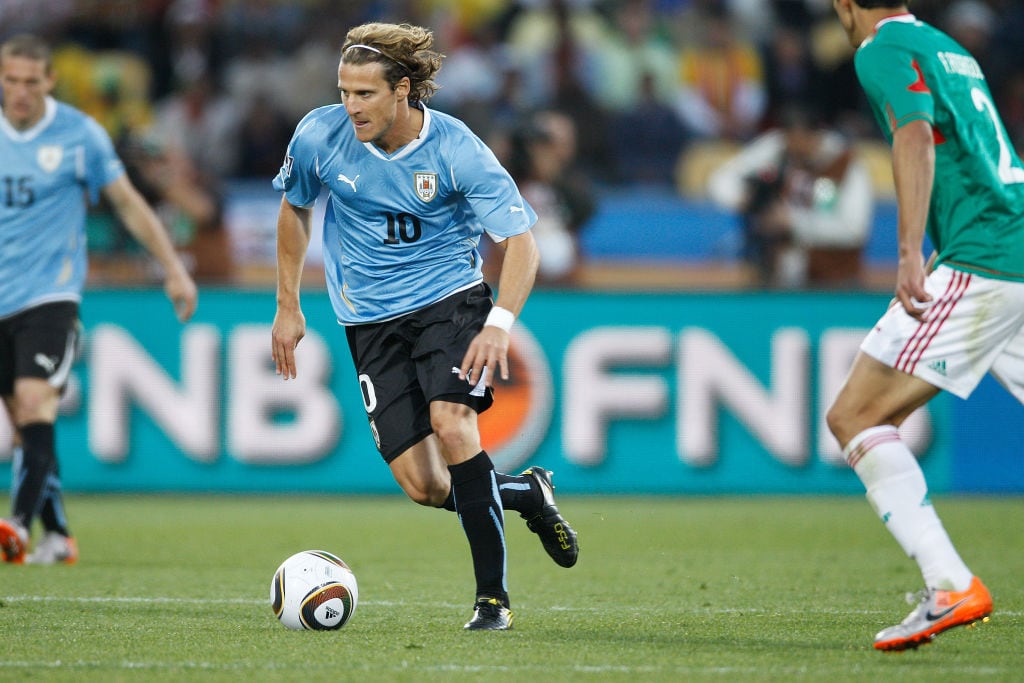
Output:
top-left (0, 495), bottom-right (1020, 682)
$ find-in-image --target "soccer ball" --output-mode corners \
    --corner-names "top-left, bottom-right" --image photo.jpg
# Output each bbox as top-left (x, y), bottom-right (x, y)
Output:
top-left (270, 550), bottom-right (359, 630)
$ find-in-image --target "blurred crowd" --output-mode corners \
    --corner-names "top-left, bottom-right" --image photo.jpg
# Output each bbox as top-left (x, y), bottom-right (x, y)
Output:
top-left (3, 0), bottom-right (1024, 287)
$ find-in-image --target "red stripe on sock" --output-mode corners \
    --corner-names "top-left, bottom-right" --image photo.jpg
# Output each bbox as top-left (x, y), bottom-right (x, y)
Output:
top-left (846, 430), bottom-right (901, 468)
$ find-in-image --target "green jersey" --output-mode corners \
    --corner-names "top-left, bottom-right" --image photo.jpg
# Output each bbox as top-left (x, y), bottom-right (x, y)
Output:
top-left (855, 14), bottom-right (1024, 280)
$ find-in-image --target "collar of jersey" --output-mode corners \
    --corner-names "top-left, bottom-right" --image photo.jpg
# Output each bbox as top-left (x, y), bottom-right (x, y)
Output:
top-left (861, 13), bottom-right (916, 49)
top-left (0, 96), bottom-right (58, 142)
top-left (363, 104), bottom-right (432, 161)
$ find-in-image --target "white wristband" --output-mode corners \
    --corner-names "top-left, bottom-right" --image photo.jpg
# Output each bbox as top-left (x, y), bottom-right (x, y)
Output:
top-left (484, 306), bottom-right (515, 333)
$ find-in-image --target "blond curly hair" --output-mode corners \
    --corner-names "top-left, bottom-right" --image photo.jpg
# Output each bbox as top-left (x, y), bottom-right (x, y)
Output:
top-left (341, 23), bottom-right (445, 105)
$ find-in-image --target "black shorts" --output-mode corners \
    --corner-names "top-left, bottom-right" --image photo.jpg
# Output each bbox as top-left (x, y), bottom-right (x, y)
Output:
top-left (0, 301), bottom-right (81, 396)
top-left (345, 283), bottom-right (496, 463)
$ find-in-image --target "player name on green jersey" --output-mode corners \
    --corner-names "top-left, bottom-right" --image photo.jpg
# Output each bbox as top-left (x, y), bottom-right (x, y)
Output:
top-left (936, 52), bottom-right (984, 80)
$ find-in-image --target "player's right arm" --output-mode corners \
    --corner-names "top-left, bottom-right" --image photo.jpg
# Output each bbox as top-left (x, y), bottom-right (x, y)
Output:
top-left (272, 197), bottom-right (311, 380)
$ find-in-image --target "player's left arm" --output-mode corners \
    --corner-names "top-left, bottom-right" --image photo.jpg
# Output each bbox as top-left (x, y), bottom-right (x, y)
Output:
top-left (102, 174), bottom-right (198, 322)
top-left (459, 230), bottom-right (540, 386)
top-left (891, 118), bottom-right (935, 320)
top-left (855, 44), bottom-right (937, 318)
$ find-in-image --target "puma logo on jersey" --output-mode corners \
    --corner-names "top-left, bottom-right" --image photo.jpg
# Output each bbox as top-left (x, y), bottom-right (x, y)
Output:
top-left (337, 173), bottom-right (359, 192)
top-left (34, 353), bottom-right (58, 374)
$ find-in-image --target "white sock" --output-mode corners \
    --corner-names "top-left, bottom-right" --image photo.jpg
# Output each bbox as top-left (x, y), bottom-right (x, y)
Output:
top-left (845, 426), bottom-right (973, 591)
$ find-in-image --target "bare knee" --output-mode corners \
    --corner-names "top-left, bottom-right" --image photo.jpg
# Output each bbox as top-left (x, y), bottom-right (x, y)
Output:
top-left (827, 393), bottom-right (892, 449)
top-left (432, 422), bottom-right (474, 456)
top-left (826, 375), bottom-right (881, 448)
top-left (12, 379), bottom-right (60, 425)
top-left (430, 408), bottom-right (480, 459)
top-left (825, 403), bottom-right (857, 448)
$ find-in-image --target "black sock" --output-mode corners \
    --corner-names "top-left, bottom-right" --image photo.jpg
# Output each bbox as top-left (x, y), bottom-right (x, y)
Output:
top-left (39, 470), bottom-right (70, 537)
top-left (442, 472), bottom-right (537, 514)
top-left (494, 472), bottom-right (540, 513)
top-left (12, 422), bottom-right (57, 529)
top-left (448, 451), bottom-right (508, 607)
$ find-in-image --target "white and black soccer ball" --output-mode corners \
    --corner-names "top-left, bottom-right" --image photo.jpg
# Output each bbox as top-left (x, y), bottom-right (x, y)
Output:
top-left (270, 550), bottom-right (358, 630)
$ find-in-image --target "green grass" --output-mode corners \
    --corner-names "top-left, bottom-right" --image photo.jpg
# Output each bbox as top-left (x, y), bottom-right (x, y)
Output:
top-left (0, 495), bottom-right (1021, 682)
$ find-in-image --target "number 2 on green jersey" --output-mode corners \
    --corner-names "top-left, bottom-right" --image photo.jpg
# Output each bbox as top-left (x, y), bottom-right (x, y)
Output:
top-left (972, 87), bottom-right (1024, 184)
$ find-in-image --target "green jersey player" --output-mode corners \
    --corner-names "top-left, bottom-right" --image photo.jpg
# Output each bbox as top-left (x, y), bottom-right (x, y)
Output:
top-left (827, 1), bottom-right (1024, 651)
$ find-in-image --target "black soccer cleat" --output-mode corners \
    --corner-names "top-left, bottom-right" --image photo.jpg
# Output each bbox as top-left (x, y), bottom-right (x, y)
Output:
top-left (464, 597), bottom-right (514, 631)
top-left (520, 466), bottom-right (579, 568)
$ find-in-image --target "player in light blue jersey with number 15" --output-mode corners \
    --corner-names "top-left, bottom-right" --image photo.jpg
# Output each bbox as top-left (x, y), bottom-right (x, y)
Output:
top-left (271, 22), bottom-right (579, 631)
top-left (0, 35), bottom-right (198, 566)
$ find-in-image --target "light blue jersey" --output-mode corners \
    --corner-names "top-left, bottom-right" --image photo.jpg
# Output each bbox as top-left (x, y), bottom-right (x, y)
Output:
top-left (0, 97), bottom-right (124, 318)
top-left (273, 104), bottom-right (537, 324)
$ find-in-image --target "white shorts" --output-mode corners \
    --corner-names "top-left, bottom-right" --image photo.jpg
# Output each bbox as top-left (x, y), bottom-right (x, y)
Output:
top-left (861, 264), bottom-right (1024, 401)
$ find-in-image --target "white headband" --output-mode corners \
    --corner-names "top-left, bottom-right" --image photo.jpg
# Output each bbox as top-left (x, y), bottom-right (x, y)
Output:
top-left (343, 44), bottom-right (407, 71)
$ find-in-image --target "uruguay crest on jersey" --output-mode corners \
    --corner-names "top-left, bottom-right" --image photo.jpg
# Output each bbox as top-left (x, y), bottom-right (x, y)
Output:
top-left (37, 145), bottom-right (62, 172)
top-left (414, 172), bottom-right (437, 202)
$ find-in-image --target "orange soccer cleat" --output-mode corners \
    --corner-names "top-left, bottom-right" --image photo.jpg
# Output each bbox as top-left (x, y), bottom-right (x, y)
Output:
top-left (874, 576), bottom-right (993, 651)
top-left (0, 517), bottom-right (29, 564)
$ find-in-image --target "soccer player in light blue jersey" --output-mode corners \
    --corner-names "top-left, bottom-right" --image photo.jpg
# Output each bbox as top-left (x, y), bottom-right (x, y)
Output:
top-left (826, 1), bottom-right (1024, 651)
top-left (271, 22), bottom-right (578, 631)
top-left (0, 35), bottom-right (198, 565)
